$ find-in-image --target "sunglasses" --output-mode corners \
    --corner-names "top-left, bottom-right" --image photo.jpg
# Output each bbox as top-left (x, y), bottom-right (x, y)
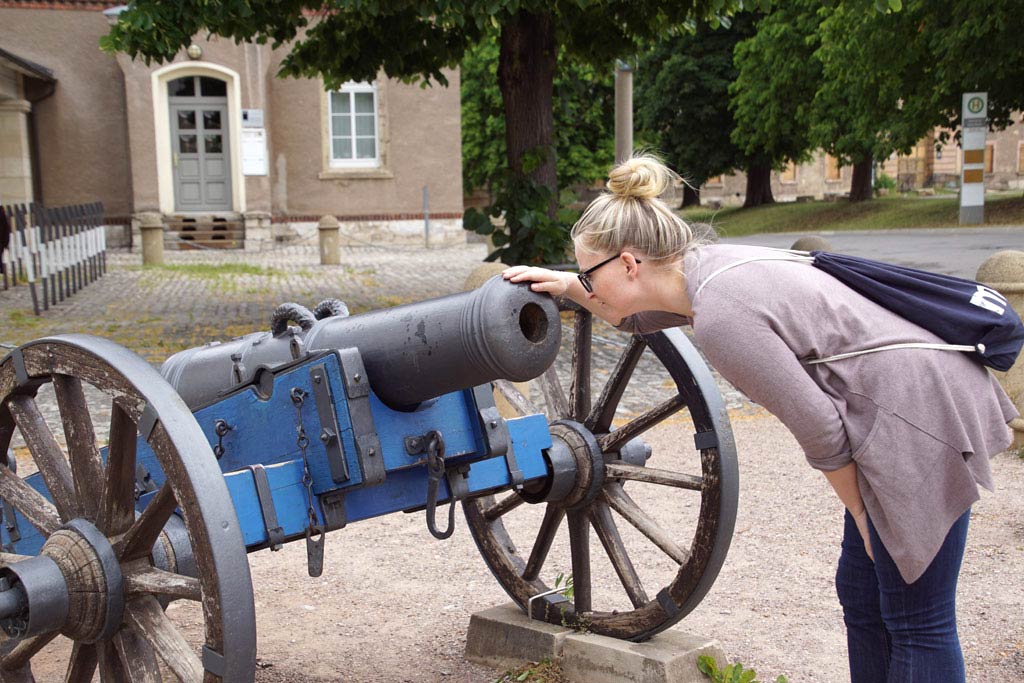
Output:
top-left (577, 254), bottom-right (641, 294)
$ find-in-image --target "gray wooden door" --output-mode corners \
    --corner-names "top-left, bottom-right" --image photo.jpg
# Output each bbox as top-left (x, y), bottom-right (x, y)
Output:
top-left (170, 102), bottom-right (232, 211)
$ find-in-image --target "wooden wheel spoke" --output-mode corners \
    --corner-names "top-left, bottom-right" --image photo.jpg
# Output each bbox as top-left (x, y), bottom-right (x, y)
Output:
top-left (483, 493), bottom-right (525, 521)
top-left (116, 485), bottom-right (177, 562)
top-left (124, 596), bottom-right (204, 683)
top-left (605, 461), bottom-right (703, 491)
top-left (1, 631), bottom-right (58, 671)
top-left (52, 375), bottom-right (104, 518)
top-left (522, 504), bottom-right (565, 582)
top-left (97, 403), bottom-right (139, 536)
top-left (97, 640), bottom-right (126, 683)
top-left (539, 365), bottom-right (570, 421)
top-left (0, 411), bottom-right (15, 455)
top-left (566, 511), bottom-right (591, 613)
top-left (569, 311), bottom-right (593, 421)
top-left (113, 621), bottom-right (161, 682)
top-left (598, 394), bottom-right (686, 454)
top-left (0, 461), bottom-right (62, 536)
top-left (601, 485), bottom-right (690, 566)
top-left (590, 502), bottom-right (648, 608)
top-left (8, 395), bottom-right (76, 520)
top-left (585, 335), bottom-right (646, 433)
top-left (124, 565), bottom-right (201, 602)
top-left (64, 642), bottom-right (98, 683)
top-left (493, 379), bottom-right (539, 417)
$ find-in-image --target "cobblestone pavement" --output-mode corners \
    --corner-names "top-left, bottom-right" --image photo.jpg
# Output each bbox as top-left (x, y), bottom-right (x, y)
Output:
top-left (1, 243), bottom-right (750, 454)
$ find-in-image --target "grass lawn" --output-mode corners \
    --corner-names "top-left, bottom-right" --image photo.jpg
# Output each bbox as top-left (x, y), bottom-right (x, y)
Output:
top-left (679, 193), bottom-right (1024, 237)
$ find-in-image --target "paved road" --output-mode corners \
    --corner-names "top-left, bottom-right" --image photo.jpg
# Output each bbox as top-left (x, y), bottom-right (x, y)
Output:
top-left (723, 225), bottom-right (1024, 278)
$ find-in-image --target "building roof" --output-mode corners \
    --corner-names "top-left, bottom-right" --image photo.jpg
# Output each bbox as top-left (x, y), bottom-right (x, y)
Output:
top-left (0, 47), bottom-right (55, 82)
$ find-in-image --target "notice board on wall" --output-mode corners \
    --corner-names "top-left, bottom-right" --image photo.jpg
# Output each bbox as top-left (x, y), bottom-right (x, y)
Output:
top-left (242, 128), bottom-right (268, 176)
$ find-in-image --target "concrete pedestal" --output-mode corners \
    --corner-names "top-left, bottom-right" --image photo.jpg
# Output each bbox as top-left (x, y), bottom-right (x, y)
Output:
top-left (318, 215), bottom-right (341, 265)
top-left (138, 212), bottom-right (164, 265)
top-left (243, 211), bottom-right (272, 251)
top-left (466, 603), bottom-right (726, 683)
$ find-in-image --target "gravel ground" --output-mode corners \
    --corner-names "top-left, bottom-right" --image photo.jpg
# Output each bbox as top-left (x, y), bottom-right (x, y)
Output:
top-left (233, 411), bottom-right (1024, 683)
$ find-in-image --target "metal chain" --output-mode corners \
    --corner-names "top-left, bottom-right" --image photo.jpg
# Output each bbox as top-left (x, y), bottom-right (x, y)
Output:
top-left (212, 419), bottom-right (232, 460)
top-left (290, 388), bottom-right (319, 530)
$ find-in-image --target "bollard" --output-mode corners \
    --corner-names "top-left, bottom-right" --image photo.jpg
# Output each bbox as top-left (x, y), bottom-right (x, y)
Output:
top-left (318, 214), bottom-right (340, 265)
top-left (139, 212), bottom-right (164, 266)
top-left (791, 236), bottom-right (833, 252)
top-left (976, 250), bottom-right (1024, 450)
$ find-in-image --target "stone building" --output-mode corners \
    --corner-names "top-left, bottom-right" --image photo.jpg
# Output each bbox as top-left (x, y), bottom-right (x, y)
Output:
top-left (0, 0), bottom-right (465, 248)
top-left (700, 118), bottom-right (1023, 207)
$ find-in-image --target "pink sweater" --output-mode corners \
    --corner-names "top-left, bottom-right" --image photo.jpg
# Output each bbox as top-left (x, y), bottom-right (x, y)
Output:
top-left (618, 244), bottom-right (1018, 583)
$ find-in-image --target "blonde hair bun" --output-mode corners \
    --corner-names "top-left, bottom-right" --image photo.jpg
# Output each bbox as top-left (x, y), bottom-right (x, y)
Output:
top-left (606, 154), bottom-right (676, 200)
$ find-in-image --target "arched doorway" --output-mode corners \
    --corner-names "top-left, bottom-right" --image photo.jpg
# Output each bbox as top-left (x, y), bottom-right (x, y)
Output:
top-left (168, 75), bottom-right (232, 211)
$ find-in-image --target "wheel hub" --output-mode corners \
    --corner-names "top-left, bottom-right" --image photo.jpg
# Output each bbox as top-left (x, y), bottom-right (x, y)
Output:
top-left (0, 519), bottom-right (125, 643)
top-left (544, 420), bottom-right (605, 510)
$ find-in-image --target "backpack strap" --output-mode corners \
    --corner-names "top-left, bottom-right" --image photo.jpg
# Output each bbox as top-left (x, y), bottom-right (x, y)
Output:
top-left (803, 342), bottom-right (979, 365)
top-left (693, 251), bottom-right (814, 301)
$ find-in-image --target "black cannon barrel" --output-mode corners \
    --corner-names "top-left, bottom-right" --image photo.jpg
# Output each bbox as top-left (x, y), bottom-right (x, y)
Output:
top-left (161, 276), bottom-right (561, 408)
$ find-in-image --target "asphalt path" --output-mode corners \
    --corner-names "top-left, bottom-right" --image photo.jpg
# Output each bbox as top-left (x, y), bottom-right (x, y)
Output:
top-left (721, 225), bottom-right (1024, 278)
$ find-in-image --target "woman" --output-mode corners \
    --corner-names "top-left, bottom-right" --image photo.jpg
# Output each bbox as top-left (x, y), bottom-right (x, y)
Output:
top-left (503, 154), bottom-right (1018, 683)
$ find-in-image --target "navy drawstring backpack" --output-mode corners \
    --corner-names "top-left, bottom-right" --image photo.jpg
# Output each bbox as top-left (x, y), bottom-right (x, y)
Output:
top-left (808, 251), bottom-right (1024, 371)
top-left (695, 249), bottom-right (1024, 371)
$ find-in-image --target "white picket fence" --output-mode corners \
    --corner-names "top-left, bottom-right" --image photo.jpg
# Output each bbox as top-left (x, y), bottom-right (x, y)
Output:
top-left (1, 202), bottom-right (107, 315)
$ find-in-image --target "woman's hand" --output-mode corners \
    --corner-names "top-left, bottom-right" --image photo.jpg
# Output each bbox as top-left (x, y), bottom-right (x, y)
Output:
top-left (503, 266), bottom-right (576, 297)
top-left (852, 507), bottom-right (874, 561)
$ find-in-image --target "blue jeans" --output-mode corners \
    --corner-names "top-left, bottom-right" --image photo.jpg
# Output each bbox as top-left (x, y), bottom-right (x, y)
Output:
top-left (835, 509), bottom-right (970, 683)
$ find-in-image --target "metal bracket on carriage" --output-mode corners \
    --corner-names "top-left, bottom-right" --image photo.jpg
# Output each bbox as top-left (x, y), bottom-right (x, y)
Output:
top-left (337, 348), bottom-right (385, 487)
top-left (133, 461), bottom-right (158, 500)
top-left (308, 363), bottom-right (349, 483)
top-left (471, 383), bottom-right (523, 491)
top-left (248, 464), bottom-right (286, 551)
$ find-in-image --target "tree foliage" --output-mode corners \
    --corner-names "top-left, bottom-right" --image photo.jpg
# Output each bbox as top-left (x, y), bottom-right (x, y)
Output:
top-left (636, 19), bottom-right (752, 188)
top-left (729, 4), bottom-right (821, 170)
top-left (461, 35), bottom-right (614, 196)
top-left (731, 0), bottom-right (1024, 202)
top-left (102, 0), bottom-right (770, 264)
top-left (636, 15), bottom-right (782, 206)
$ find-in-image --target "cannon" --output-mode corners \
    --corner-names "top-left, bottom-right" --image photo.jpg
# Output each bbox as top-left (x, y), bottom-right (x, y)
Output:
top-left (0, 276), bottom-right (738, 682)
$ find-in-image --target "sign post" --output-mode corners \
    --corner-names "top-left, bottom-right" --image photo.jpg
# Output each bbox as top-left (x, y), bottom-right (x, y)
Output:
top-left (959, 92), bottom-right (987, 225)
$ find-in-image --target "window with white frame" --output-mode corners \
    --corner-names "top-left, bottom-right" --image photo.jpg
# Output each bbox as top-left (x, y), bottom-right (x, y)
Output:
top-left (329, 82), bottom-right (379, 168)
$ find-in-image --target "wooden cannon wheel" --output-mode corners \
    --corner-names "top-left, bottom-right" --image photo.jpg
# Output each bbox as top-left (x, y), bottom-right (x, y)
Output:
top-left (464, 304), bottom-right (739, 641)
top-left (0, 335), bottom-right (255, 682)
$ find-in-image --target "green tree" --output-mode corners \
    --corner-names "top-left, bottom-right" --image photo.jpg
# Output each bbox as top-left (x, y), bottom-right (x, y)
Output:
top-left (923, 0), bottom-right (1024, 130)
top-left (807, 1), bottom-right (936, 200)
top-left (637, 14), bottom-right (775, 207)
top-left (733, 0), bottom-right (1024, 203)
top-left (102, 0), bottom-right (768, 263)
top-left (729, 4), bottom-right (822, 205)
top-left (461, 34), bottom-right (614, 198)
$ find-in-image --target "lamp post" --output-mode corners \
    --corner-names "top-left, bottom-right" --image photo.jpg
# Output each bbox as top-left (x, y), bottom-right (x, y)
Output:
top-left (614, 60), bottom-right (633, 164)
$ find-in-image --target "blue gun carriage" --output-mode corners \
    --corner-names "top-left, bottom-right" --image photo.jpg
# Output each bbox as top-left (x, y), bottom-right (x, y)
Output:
top-left (0, 277), bottom-right (738, 682)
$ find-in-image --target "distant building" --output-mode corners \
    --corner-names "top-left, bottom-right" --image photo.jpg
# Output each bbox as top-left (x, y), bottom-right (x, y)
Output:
top-left (700, 119), bottom-right (1023, 207)
top-left (0, 0), bottom-right (465, 248)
